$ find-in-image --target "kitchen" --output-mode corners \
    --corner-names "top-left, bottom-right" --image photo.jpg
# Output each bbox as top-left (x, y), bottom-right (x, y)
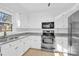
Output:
top-left (0, 3), bottom-right (79, 56)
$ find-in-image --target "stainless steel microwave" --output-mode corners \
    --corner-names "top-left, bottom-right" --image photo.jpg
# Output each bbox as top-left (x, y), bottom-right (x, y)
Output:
top-left (42, 22), bottom-right (54, 29)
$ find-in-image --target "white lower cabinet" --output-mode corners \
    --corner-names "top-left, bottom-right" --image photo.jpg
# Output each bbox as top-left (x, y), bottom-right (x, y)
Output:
top-left (1, 37), bottom-right (30, 56)
top-left (1, 36), bottom-right (41, 56)
top-left (20, 37), bottom-right (30, 55)
top-left (1, 40), bottom-right (19, 56)
top-left (30, 36), bottom-right (41, 49)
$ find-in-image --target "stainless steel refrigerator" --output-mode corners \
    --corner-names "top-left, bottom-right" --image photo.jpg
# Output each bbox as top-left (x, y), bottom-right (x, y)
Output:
top-left (68, 10), bottom-right (79, 56)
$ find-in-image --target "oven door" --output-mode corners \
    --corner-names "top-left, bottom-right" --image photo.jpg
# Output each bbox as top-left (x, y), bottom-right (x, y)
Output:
top-left (42, 38), bottom-right (54, 44)
top-left (43, 30), bottom-right (55, 37)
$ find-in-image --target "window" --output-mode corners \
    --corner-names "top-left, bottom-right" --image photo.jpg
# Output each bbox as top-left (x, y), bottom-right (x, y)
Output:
top-left (0, 12), bottom-right (12, 32)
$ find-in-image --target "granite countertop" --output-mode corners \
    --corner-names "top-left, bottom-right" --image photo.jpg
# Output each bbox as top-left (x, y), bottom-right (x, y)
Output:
top-left (0, 31), bottom-right (41, 45)
top-left (0, 28), bottom-right (68, 45)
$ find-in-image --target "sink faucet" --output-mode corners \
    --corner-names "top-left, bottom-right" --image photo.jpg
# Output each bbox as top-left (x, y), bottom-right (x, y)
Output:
top-left (3, 32), bottom-right (7, 41)
top-left (4, 32), bottom-right (6, 38)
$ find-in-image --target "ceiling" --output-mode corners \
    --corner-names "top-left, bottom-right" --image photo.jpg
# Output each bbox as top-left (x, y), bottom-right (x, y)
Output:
top-left (20, 3), bottom-right (76, 12)
top-left (0, 3), bottom-right (76, 17)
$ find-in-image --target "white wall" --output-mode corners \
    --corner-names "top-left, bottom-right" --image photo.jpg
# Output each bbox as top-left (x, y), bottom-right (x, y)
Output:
top-left (19, 13), bottom-right (29, 28)
top-left (28, 12), bottom-right (54, 28)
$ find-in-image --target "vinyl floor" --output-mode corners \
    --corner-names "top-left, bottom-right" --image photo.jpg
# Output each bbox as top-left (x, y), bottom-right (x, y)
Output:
top-left (23, 48), bottom-right (64, 56)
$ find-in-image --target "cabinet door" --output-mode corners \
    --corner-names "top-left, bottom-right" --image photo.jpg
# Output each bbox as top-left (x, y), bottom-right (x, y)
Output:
top-left (14, 40), bottom-right (24, 56)
top-left (1, 41), bottom-right (19, 56)
top-left (19, 37), bottom-right (30, 55)
top-left (30, 36), bottom-right (41, 49)
top-left (1, 43), bottom-right (11, 56)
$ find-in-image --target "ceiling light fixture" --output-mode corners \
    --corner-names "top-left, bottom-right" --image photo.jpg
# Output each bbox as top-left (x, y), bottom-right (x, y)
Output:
top-left (48, 3), bottom-right (50, 7)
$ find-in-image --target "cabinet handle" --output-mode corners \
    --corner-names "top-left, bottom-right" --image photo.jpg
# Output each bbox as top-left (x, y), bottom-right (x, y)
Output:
top-left (15, 47), bottom-right (18, 49)
top-left (9, 44), bottom-right (12, 46)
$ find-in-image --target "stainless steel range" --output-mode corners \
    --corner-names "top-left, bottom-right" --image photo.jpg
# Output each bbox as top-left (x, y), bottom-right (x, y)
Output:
top-left (41, 22), bottom-right (55, 51)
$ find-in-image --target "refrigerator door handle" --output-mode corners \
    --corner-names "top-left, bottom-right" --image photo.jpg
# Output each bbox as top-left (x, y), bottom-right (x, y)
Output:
top-left (70, 23), bottom-right (72, 46)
